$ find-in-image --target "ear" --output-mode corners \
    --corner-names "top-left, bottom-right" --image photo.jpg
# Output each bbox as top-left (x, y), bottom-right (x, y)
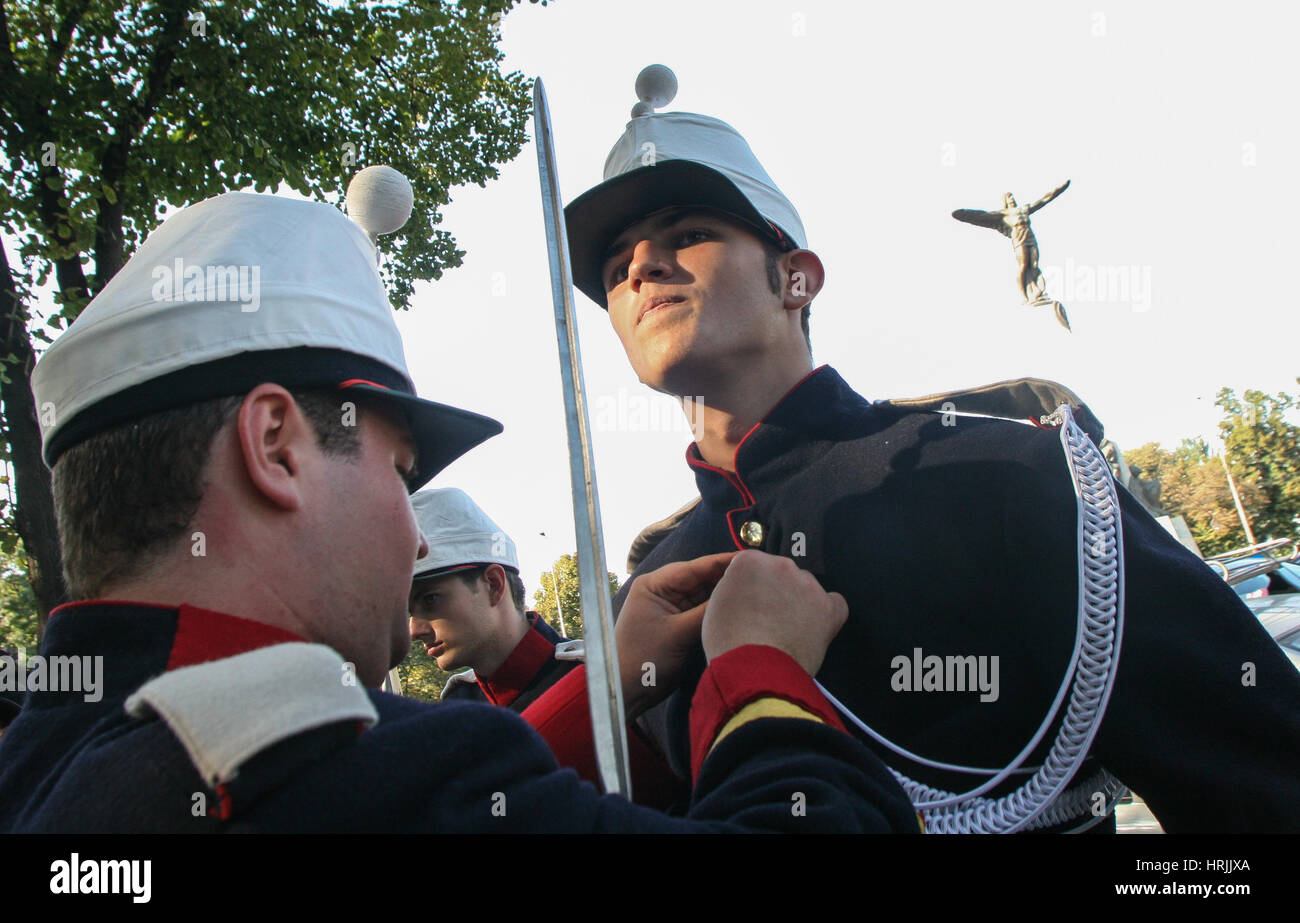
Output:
top-left (235, 384), bottom-right (315, 512)
top-left (483, 563), bottom-right (509, 607)
top-left (780, 249), bottom-right (825, 311)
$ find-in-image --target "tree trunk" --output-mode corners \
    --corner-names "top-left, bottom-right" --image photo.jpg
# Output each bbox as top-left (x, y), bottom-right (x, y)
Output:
top-left (0, 243), bottom-right (66, 635)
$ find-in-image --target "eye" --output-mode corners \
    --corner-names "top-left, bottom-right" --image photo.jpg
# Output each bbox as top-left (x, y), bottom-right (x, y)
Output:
top-left (605, 259), bottom-right (629, 289)
top-left (675, 227), bottom-right (711, 246)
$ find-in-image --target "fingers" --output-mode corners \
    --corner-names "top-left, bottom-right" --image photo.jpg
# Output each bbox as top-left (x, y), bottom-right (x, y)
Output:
top-left (634, 551), bottom-right (738, 605)
top-left (701, 550), bottom-right (847, 675)
top-left (826, 590), bottom-right (848, 632)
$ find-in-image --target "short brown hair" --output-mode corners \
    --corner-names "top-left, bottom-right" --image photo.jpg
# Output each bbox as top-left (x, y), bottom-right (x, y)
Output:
top-left (53, 389), bottom-right (363, 599)
top-left (453, 565), bottom-right (527, 615)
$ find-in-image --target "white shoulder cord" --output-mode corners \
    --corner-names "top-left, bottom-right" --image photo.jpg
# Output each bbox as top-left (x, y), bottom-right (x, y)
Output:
top-left (814, 404), bottom-right (1129, 832)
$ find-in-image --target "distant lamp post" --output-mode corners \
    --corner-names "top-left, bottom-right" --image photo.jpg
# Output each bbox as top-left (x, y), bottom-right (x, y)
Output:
top-left (1220, 447), bottom-right (1256, 546)
top-left (539, 531), bottom-right (568, 639)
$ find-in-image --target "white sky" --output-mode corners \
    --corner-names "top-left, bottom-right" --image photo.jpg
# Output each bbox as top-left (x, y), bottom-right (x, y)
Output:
top-left (394, 0), bottom-right (1300, 595)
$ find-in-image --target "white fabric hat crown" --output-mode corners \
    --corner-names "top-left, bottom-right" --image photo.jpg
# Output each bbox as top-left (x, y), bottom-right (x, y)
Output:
top-left (411, 488), bottom-right (519, 581)
top-left (32, 174), bottom-right (501, 487)
top-left (565, 64), bottom-right (807, 307)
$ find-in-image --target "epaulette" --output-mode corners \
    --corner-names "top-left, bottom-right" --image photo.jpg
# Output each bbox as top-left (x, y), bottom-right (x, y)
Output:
top-left (125, 642), bottom-right (377, 820)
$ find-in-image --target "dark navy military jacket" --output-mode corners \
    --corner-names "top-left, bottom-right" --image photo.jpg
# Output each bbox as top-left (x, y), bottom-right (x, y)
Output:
top-left (616, 366), bottom-right (1300, 833)
top-left (0, 602), bottom-right (918, 833)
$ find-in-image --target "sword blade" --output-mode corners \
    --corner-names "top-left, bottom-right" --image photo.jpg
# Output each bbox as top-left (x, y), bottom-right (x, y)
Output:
top-left (532, 78), bottom-right (631, 796)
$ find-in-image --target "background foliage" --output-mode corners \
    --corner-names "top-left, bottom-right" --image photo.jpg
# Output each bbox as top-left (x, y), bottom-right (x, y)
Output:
top-left (1124, 388), bottom-right (1300, 556)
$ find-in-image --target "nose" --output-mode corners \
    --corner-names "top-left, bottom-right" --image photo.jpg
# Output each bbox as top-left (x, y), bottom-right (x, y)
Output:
top-left (409, 615), bottom-right (433, 640)
top-left (627, 238), bottom-right (673, 290)
top-left (416, 532), bottom-right (429, 561)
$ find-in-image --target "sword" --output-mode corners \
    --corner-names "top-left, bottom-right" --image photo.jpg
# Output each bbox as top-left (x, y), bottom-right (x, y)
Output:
top-left (532, 78), bottom-right (632, 797)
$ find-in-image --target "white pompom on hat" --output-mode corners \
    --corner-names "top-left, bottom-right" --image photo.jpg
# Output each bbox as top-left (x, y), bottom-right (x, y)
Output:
top-left (565, 64), bottom-right (807, 308)
top-left (32, 178), bottom-right (501, 489)
top-left (411, 488), bottom-right (519, 581)
top-left (346, 165), bottom-right (415, 238)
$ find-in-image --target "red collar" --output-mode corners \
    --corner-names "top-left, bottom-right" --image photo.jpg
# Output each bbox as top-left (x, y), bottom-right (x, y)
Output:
top-left (51, 599), bottom-right (305, 671)
top-left (166, 605), bottom-right (306, 670)
top-left (477, 616), bottom-right (555, 708)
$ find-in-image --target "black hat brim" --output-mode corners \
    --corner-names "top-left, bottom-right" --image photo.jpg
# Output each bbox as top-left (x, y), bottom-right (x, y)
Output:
top-left (44, 347), bottom-right (501, 491)
top-left (564, 159), bottom-right (781, 309)
top-left (339, 382), bottom-right (502, 491)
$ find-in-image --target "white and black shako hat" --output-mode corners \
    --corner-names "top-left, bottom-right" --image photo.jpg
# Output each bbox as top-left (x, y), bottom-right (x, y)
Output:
top-left (411, 488), bottom-right (519, 581)
top-left (564, 64), bottom-right (808, 308)
top-left (31, 166), bottom-right (501, 491)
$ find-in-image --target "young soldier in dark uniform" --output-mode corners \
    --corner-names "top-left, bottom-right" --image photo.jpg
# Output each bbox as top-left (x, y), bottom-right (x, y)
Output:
top-left (408, 487), bottom-right (687, 807)
top-left (0, 183), bottom-right (920, 833)
top-left (563, 68), bottom-right (1300, 832)
top-left (407, 488), bottom-right (579, 713)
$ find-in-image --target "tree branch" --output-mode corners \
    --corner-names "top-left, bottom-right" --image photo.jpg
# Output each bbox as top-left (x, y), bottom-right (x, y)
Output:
top-left (94, 0), bottom-right (190, 287)
top-left (0, 238), bottom-right (66, 625)
top-left (43, 0), bottom-right (93, 76)
top-left (0, 1), bottom-right (16, 80)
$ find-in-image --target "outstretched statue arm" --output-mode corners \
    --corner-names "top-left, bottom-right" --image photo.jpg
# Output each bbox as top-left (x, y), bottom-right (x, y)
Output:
top-left (1028, 179), bottom-right (1071, 214)
top-left (951, 208), bottom-right (1005, 230)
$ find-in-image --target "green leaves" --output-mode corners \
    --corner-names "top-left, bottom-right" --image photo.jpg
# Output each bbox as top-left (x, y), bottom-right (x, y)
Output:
top-left (532, 553), bottom-right (623, 641)
top-left (1125, 387), bottom-right (1300, 555)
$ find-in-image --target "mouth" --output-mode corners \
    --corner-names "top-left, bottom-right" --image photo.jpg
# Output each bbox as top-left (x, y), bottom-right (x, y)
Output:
top-left (424, 641), bottom-right (446, 658)
top-left (637, 295), bottom-right (685, 326)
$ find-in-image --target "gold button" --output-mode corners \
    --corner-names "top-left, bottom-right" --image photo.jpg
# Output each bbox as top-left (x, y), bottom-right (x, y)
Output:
top-left (739, 520), bottom-right (764, 547)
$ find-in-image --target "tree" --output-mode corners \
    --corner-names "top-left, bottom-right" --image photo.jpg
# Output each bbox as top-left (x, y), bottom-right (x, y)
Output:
top-left (0, 541), bottom-right (38, 651)
top-left (395, 640), bottom-right (452, 704)
top-left (1217, 387), bottom-right (1300, 542)
top-left (1123, 385), bottom-right (1300, 557)
top-left (532, 552), bottom-right (622, 640)
top-left (0, 0), bottom-right (541, 623)
top-left (1126, 439), bottom-right (1266, 556)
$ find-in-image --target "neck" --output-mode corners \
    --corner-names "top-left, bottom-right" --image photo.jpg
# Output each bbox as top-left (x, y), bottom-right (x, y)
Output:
top-left (479, 608), bottom-right (530, 679)
top-left (681, 355), bottom-right (814, 471)
top-left (98, 552), bottom-right (313, 640)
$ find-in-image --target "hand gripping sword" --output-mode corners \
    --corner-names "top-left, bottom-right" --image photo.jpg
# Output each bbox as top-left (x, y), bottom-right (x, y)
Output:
top-left (532, 78), bottom-right (632, 797)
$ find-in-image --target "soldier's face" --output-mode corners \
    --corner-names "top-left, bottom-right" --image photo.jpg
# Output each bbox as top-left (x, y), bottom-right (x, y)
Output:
top-left (408, 571), bottom-right (496, 672)
top-left (601, 208), bottom-right (786, 395)
top-left (315, 401), bottom-right (426, 685)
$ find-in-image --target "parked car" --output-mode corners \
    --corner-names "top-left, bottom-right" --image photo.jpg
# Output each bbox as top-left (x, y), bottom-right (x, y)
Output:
top-left (1241, 593), bottom-right (1300, 672)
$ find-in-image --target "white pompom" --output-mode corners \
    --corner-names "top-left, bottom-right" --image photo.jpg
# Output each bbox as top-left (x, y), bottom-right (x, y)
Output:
top-left (635, 64), bottom-right (677, 110)
top-left (630, 101), bottom-right (654, 118)
top-left (346, 165), bottom-right (414, 237)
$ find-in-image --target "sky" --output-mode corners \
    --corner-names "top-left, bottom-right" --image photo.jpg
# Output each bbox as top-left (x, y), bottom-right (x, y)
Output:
top-left (390, 0), bottom-right (1300, 596)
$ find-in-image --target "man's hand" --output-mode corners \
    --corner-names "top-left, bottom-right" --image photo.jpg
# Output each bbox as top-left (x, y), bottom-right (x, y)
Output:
top-left (616, 552), bottom-right (737, 719)
top-left (703, 550), bottom-right (848, 676)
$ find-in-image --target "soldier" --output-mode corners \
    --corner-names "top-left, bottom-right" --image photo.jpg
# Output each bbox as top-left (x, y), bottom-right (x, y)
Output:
top-left (407, 488), bottom-right (579, 712)
top-left (0, 185), bottom-right (919, 833)
top-left (405, 488), bottom-right (691, 807)
top-left (562, 66), bottom-right (1300, 832)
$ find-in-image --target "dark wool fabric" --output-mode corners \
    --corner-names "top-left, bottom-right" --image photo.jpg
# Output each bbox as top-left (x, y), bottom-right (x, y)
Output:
top-left (616, 366), bottom-right (1300, 833)
top-left (441, 615), bottom-right (581, 713)
top-left (0, 604), bottom-right (919, 833)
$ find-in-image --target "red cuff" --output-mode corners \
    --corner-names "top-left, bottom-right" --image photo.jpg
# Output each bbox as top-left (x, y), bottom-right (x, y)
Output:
top-left (689, 645), bottom-right (845, 781)
top-left (522, 666), bottom-right (686, 809)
